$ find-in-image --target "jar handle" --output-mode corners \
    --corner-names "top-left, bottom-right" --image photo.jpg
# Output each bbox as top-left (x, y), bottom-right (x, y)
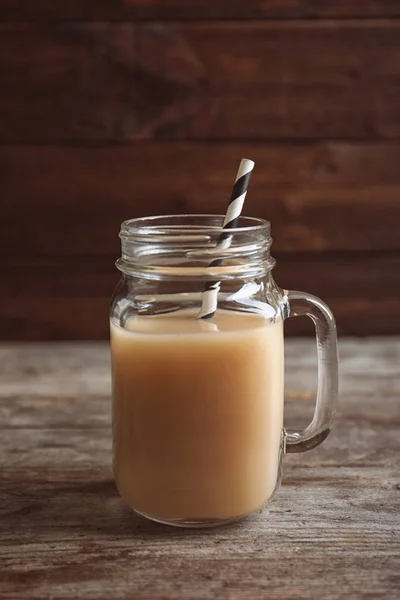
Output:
top-left (284, 290), bottom-right (339, 453)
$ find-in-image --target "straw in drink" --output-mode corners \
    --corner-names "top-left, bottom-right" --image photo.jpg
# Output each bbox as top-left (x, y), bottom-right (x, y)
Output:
top-left (198, 158), bottom-right (255, 319)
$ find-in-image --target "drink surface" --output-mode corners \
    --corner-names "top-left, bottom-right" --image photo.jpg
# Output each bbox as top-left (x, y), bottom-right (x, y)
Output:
top-left (111, 309), bottom-right (284, 522)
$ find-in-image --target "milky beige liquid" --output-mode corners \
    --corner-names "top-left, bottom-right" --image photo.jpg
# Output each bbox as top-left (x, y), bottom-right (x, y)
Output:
top-left (111, 309), bottom-right (284, 524)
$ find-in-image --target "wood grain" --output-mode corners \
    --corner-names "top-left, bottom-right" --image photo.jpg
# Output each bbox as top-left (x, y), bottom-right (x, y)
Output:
top-left (1, 11), bottom-right (399, 341)
top-left (2, 143), bottom-right (400, 256)
top-left (1, 0), bottom-right (400, 20)
top-left (0, 339), bottom-right (399, 599)
top-left (0, 253), bottom-right (399, 339)
top-left (1, 21), bottom-right (400, 141)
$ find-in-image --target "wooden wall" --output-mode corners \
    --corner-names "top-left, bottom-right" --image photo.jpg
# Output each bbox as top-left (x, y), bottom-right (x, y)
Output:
top-left (1, 1), bottom-right (400, 339)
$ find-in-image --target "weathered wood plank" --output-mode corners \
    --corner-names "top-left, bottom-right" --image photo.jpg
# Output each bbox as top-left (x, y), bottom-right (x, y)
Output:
top-left (2, 390), bottom-right (399, 430)
top-left (1, 0), bottom-right (400, 20)
top-left (2, 143), bottom-right (400, 256)
top-left (1, 338), bottom-right (399, 396)
top-left (0, 480), bottom-right (398, 600)
top-left (0, 340), bottom-right (399, 599)
top-left (1, 21), bottom-right (400, 141)
top-left (0, 344), bottom-right (112, 398)
top-left (0, 535), bottom-right (399, 600)
top-left (0, 409), bottom-right (398, 469)
top-left (1, 253), bottom-right (399, 339)
top-left (0, 340), bottom-right (398, 471)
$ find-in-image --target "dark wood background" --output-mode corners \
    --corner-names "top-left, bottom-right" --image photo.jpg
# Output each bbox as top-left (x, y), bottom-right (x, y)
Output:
top-left (1, 1), bottom-right (400, 339)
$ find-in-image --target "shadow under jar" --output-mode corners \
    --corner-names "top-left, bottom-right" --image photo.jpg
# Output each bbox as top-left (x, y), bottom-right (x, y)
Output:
top-left (110, 215), bottom-right (338, 528)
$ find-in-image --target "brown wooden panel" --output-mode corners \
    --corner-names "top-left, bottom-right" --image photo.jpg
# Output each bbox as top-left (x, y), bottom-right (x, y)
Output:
top-left (1, 143), bottom-right (400, 256)
top-left (1, 1), bottom-right (399, 20)
top-left (0, 253), bottom-right (398, 339)
top-left (1, 21), bottom-right (400, 141)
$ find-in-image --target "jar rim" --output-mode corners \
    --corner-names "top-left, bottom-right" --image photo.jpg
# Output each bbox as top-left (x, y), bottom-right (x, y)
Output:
top-left (117, 214), bottom-right (273, 280)
top-left (120, 214), bottom-right (270, 239)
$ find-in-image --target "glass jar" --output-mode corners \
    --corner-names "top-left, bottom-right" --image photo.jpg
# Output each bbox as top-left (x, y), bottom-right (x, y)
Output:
top-left (110, 215), bottom-right (338, 528)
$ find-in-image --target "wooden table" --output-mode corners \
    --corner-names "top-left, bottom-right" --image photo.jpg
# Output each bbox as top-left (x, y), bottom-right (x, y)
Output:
top-left (0, 339), bottom-right (399, 599)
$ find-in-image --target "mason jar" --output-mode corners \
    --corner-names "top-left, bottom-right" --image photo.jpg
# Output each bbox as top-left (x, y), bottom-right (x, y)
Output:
top-left (110, 215), bottom-right (338, 528)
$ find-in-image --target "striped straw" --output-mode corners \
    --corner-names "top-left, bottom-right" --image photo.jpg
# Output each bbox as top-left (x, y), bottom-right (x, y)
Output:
top-left (197, 158), bottom-right (255, 319)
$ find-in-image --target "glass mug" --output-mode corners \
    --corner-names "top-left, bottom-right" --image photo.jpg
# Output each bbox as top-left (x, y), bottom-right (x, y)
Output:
top-left (110, 215), bottom-right (338, 528)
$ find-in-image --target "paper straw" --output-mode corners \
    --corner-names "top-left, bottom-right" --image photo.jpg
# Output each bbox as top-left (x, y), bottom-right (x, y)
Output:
top-left (197, 158), bottom-right (255, 319)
